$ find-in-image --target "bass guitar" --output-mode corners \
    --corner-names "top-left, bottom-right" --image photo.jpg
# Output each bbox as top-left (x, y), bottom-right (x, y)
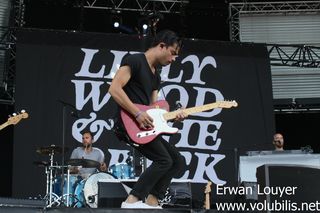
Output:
top-left (120, 100), bottom-right (237, 144)
top-left (0, 110), bottom-right (29, 131)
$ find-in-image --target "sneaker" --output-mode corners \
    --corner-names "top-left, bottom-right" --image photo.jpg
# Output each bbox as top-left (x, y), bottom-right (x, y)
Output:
top-left (145, 203), bottom-right (163, 209)
top-left (121, 201), bottom-right (163, 209)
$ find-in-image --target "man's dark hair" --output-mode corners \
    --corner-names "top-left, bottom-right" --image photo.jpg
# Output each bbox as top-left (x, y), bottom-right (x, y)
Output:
top-left (82, 130), bottom-right (94, 140)
top-left (150, 30), bottom-right (182, 49)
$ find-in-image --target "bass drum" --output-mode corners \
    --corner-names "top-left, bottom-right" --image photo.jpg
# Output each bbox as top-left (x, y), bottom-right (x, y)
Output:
top-left (74, 172), bottom-right (115, 208)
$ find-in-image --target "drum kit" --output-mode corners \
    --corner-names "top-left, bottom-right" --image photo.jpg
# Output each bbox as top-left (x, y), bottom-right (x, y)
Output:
top-left (35, 144), bottom-right (138, 208)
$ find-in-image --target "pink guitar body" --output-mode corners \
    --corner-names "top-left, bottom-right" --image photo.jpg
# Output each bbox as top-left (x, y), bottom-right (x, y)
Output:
top-left (120, 100), bottom-right (178, 144)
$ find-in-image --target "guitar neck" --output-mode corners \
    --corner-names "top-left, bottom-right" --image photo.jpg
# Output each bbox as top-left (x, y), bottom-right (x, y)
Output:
top-left (163, 102), bottom-right (222, 121)
top-left (204, 181), bottom-right (212, 210)
top-left (0, 122), bottom-right (9, 131)
top-left (205, 193), bottom-right (210, 209)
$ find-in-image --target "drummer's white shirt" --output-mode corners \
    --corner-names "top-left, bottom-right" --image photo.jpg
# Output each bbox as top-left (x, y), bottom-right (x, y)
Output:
top-left (70, 147), bottom-right (105, 179)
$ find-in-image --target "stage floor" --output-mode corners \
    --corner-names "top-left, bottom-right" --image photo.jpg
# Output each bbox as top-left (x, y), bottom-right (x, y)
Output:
top-left (0, 206), bottom-right (222, 213)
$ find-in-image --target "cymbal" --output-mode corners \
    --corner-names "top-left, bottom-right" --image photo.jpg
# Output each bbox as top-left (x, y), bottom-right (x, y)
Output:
top-left (67, 158), bottom-right (100, 168)
top-left (33, 161), bottom-right (49, 167)
top-left (36, 145), bottom-right (69, 155)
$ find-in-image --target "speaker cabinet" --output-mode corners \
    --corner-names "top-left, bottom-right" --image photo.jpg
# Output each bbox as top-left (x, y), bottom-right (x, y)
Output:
top-left (257, 164), bottom-right (320, 212)
top-left (97, 182), bottom-right (128, 208)
top-left (97, 180), bottom-right (192, 208)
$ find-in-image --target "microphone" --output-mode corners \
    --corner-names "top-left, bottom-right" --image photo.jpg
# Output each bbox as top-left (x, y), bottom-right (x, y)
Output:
top-left (83, 144), bottom-right (92, 150)
top-left (58, 99), bottom-right (80, 118)
top-left (175, 101), bottom-right (182, 110)
top-left (70, 110), bottom-right (80, 118)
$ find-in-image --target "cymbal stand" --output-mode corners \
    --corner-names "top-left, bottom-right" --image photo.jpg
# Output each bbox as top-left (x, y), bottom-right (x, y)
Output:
top-left (45, 165), bottom-right (72, 207)
top-left (45, 164), bottom-right (50, 197)
top-left (66, 167), bottom-right (70, 207)
top-left (47, 149), bottom-right (55, 207)
top-left (140, 156), bottom-right (147, 174)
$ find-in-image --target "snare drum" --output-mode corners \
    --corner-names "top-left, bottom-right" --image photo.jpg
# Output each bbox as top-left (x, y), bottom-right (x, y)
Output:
top-left (109, 163), bottom-right (135, 179)
top-left (74, 172), bottom-right (115, 208)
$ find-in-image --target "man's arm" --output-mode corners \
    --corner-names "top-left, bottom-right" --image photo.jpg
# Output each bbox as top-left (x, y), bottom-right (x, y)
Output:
top-left (97, 148), bottom-right (107, 171)
top-left (108, 66), bottom-right (140, 117)
top-left (150, 90), bottom-right (159, 105)
top-left (69, 148), bottom-right (80, 173)
top-left (108, 66), bottom-right (154, 129)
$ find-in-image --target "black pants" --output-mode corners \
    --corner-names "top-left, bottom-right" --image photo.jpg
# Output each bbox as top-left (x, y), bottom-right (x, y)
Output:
top-left (114, 121), bottom-right (185, 200)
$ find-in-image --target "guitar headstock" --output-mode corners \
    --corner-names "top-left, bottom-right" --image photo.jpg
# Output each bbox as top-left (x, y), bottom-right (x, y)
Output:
top-left (205, 181), bottom-right (212, 194)
top-left (218, 100), bottom-right (238, 108)
top-left (7, 110), bottom-right (29, 125)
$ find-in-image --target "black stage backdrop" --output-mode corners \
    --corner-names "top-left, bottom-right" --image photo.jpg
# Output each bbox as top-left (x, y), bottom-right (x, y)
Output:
top-left (13, 29), bottom-right (274, 203)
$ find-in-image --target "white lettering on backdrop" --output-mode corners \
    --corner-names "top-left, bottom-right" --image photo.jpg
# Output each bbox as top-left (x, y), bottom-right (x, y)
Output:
top-left (71, 48), bottom-right (225, 184)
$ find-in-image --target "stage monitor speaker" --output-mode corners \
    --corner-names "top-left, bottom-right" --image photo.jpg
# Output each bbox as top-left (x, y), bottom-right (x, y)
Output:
top-left (257, 164), bottom-right (320, 212)
top-left (161, 181), bottom-right (192, 209)
top-left (97, 182), bottom-right (128, 208)
top-left (98, 180), bottom-right (192, 209)
top-left (0, 197), bottom-right (45, 208)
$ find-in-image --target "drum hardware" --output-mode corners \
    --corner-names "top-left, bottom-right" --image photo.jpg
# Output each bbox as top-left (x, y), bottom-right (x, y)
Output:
top-left (87, 194), bottom-right (96, 203)
top-left (52, 167), bottom-right (75, 207)
top-left (140, 156), bottom-right (147, 174)
top-left (36, 146), bottom-right (118, 208)
top-left (66, 158), bottom-right (100, 168)
top-left (48, 145), bottom-right (57, 207)
top-left (109, 163), bottom-right (135, 179)
top-left (35, 144), bottom-right (73, 207)
top-left (36, 144), bottom-right (69, 155)
top-left (127, 148), bottom-right (139, 177)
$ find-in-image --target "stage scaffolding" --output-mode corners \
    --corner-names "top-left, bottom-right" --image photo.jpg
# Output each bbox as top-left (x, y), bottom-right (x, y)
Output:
top-left (81, 0), bottom-right (189, 13)
top-left (229, 1), bottom-right (320, 68)
top-left (2, 0), bottom-right (320, 109)
top-left (0, 0), bottom-right (25, 105)
top-left (229, 1), bottom-right (320, 111)
top-left (229, 1), bottom-right (320, 42)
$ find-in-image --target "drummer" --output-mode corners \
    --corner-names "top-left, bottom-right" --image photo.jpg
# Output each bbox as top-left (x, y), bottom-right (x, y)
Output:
top-left (69, 130), bottom-right (107, 179)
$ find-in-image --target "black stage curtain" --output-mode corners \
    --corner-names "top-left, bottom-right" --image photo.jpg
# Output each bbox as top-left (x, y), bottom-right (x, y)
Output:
top-left (13, 29), bottom-right (274, 202)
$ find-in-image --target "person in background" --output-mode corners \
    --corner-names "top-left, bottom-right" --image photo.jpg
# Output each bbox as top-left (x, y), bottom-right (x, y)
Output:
top-left (273, 133), bottom-right (284, 151)
top-left (70, 130), bottom-right (107, 179)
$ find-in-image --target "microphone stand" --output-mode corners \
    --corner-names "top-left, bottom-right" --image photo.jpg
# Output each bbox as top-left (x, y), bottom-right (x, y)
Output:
top-left (61, 104), bottom-right (67, 206)
top-left (59, 100), bottom-right (79, 206)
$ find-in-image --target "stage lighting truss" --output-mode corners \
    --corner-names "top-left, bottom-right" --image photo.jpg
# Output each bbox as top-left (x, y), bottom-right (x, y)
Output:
top-left (273, 98), bottom-right (320, 113)
top-left (0, 0), bottom-right (25, 104)
top-left (82, 0), bottom-right (189, 14)
top-left (229, 1), bottom-right (320, 68)
top-left (268, 44), bottom-right (320, 68)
